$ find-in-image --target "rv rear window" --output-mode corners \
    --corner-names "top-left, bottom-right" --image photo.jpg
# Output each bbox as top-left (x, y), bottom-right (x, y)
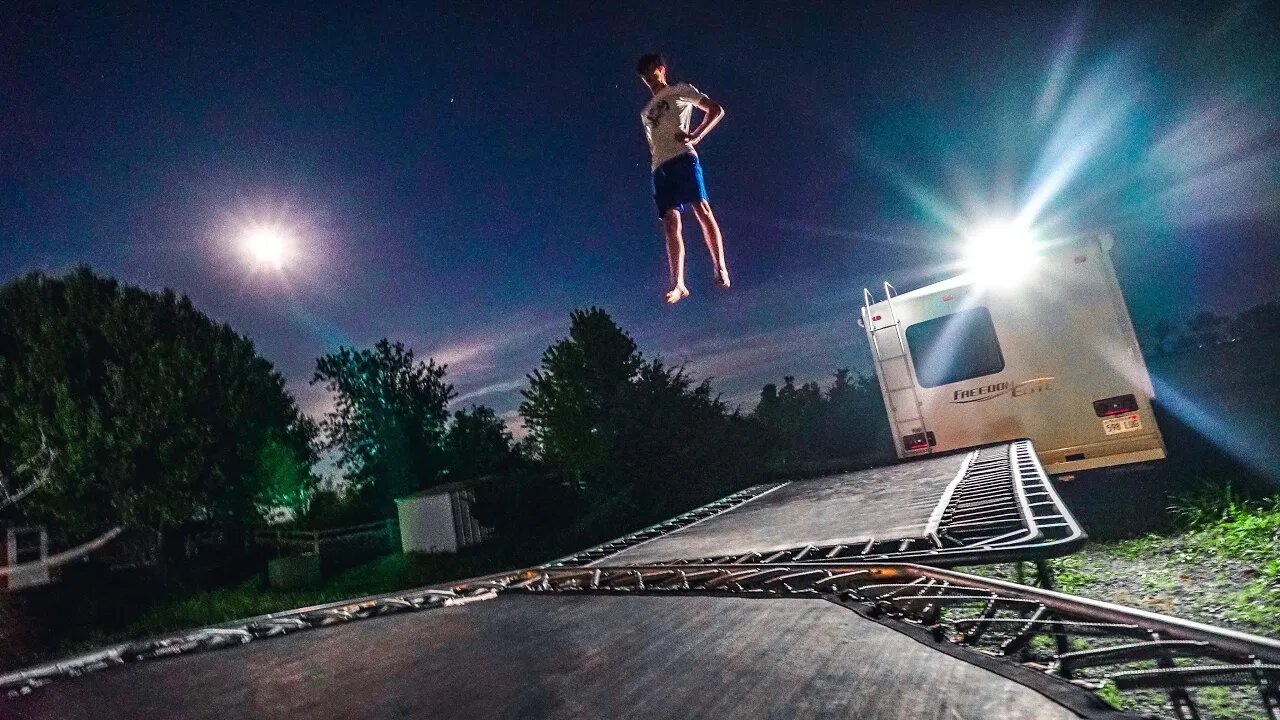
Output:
top-left (905, 307), bottom-right (1005, 388)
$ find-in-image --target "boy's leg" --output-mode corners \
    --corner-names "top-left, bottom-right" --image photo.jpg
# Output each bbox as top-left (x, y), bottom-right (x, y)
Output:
top-left (692, 200), bottom-right (730, 287)
top-left (662, 209), bottom-right (689, 304)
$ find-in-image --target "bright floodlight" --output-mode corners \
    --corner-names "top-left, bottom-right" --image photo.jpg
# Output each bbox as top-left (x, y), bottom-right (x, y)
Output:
top-left (243, 226), bottom-right (291, 268)
top-left (962, 221), bottom-right (1040, 286)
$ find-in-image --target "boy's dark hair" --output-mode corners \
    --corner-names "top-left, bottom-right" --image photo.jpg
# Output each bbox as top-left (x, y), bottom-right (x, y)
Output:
top-left (635, 53), bottom-right (666, 75)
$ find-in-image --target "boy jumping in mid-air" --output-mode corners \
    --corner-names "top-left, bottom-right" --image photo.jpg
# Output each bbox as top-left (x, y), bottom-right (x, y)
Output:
top-left (636, 53), bottom-right (729, 304)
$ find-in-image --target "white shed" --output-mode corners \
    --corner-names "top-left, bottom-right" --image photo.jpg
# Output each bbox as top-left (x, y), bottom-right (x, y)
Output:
top-left (394, 482), bottom-right (485, 554)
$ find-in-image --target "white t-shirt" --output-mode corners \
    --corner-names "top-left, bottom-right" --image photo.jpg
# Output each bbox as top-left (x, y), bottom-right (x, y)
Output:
top-left (641, 82), bottom-right (710, 170)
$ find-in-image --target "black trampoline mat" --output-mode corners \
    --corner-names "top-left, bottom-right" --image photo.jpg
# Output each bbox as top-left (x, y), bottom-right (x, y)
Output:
top-left (603, 452), bottom-right (968, 564)
top-left (7, 594), bottom-right (1087, 720)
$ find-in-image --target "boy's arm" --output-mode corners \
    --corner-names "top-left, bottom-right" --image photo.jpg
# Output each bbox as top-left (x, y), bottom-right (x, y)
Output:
top-left (678, 96), bottom-right (725, 146)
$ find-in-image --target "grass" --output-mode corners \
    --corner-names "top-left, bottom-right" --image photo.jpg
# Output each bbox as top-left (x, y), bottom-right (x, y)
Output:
top-left (124, 549), bottom-right (519, 638)
top-left (963, 479), bottom-right (1280, 718)
top-left (1093, 681), bottom-right (1130, 711)
top-left (1165, 482), bottom-right (1280, 634)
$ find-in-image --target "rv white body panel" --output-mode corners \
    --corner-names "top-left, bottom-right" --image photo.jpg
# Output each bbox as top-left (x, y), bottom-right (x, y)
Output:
top-left (862, 235), bottom-right (1165, 474)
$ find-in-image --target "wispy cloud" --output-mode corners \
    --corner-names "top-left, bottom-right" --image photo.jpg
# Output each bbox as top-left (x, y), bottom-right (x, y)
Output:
top-left (454, 378), bottom-right (527, 405)
top-left (430, 340), bottom-right (498, 370)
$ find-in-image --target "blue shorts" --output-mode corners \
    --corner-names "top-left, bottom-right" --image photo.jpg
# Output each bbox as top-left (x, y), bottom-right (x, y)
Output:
top-left (651, 152), bottom-right (708, 217)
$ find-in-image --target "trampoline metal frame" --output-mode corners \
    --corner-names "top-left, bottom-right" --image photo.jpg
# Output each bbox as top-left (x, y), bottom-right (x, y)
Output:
top-left (513, 563), bottom-right (1280, 720)
top-left (9, 561), bottom-right (1280, 719)
top-left (548, 440), bottom-right (1086, 572)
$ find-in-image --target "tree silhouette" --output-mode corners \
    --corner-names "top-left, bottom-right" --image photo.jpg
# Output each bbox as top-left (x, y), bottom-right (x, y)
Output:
top-left (0, 268), bottom-right (316, 544)
top-left (520, 308), bottom-right (643, 486)
top-left (1151, 317), bottom-right (1177, 356)
top-left (754, 369), bottom-right (892, 469)
top-left (312, 339), bottom-right (454, 513)
top-left (1186, 311), bottom-right (1230, 347)
top-left (446, 405), bottom-right (517, 481)
top-left (1232, 301), bottom-right (1280, 341)
top-left (509, 308), bottom-right (764, 537)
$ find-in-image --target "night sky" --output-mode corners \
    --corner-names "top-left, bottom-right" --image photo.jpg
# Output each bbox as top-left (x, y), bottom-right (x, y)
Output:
top-left (4, 1), bottom-right (1278, 438)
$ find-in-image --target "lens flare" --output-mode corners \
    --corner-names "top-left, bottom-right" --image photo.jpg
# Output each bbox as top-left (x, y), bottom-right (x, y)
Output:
top-left (962, 221), bottom-right (1041, 286)
top-left (242, 225), bottom-right (292, 269)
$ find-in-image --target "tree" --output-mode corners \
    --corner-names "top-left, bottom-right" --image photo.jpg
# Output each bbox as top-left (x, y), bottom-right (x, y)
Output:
top-left (254, 433), bottom-right (320, 521)
top-left (520, 308), bottom-right (643, 485)
top-left (1150, 317), bottom-right (1177, 357)
top-left (754, 375), bottom-right (824, 467)
top-left (0, 268), bottom-right (316, 543)
top-left (510, 308), bottom-right (765, 538)
top-left (312, 339), bottom-right (455, 512)
top-left (610, 359), bottom-right (760, 513)
top-left (1186, 311), bottom-right (1229, 347)
top-left (821, 368), bottom-right (893, 461)
top-left (753, 369), bottom-right (893, 470)
top-left (1232, 301), bottom-right (1280, 341)
top-left (446, 405), bottom-right (516, 481)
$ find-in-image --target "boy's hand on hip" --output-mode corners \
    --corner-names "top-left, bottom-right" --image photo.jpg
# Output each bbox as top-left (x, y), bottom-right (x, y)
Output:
top-left (674, 131), bottom-right (698, 145)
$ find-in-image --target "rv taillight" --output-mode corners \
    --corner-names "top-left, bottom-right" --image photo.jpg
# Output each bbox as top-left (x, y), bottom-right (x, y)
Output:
top-left (871, 314), bottom-right (882, 322)
top-left (1073, 255), bottom-right (1087, 264)
top-left (1093, 394), bottom-right (1139, 417)
top-left (902, 432), bottom-right (932, 451)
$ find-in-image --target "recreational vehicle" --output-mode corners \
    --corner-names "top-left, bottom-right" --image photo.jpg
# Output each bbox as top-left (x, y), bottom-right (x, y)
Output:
top-left (862, 233), bottom-right (1165, 475)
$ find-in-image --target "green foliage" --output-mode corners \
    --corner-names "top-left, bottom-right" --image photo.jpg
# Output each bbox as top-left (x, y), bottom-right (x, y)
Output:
top-left (520, 307), bottom-right (643, 484)
top-left (293, 487), bottom-right (380, 530)
top-left (1094, 682), bottom-right (1130, 710)
top-left (1047, 555), bottom-right (1104, 592)
top-left (754, 368), bottom-right (894, 471)
top-left (611, 359), bottom-right (759, 513)
top-left (502, 308), bottom-right (766, 543)
top-left (1169, 483), bottom-right (1280, 579)
top-left (254, 435), bottom-right (319, 520)
top-left (1169, 481), bottom-right (1257, 530)
top-left (446, 405), bottom-right (516, 481)
top-left (312, 339), bottom-right (455, 512)
top-left (0, 268), bottom-right (316, 542)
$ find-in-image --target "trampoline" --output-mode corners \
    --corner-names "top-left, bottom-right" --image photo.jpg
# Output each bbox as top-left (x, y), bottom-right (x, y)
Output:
top-left (7, 441), bottom-right (1280, 719)
top-left (550, 440), bottom-right (1085, 569)
top-left (8, 562), bottom-right (1280, 719)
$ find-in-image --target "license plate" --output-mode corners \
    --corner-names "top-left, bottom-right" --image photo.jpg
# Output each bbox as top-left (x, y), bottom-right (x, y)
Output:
top-left (1102, 413), bottom-right (1143, 435)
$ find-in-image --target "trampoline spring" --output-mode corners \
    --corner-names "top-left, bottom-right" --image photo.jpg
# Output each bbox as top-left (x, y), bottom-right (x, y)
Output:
top-left (998, 606), bottom-right (1050, 656)
top-left (763, 569), bottom-right (830, 590)
top-left (763, 550), bottom-right (790, 563)
top-left (703, 569), bottom-right (759, 590)
top-left (957, 597), bottom-right (1002, 645)
top-left (820, 570), bottom-right (871, 592)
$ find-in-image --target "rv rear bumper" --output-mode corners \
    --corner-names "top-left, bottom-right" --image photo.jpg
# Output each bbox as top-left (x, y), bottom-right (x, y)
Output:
top-left (1039, 434), bottom-right (1167, 475)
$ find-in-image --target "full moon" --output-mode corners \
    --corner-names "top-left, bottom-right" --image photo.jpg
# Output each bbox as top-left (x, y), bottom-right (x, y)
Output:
top-left (243, 226), bottom-right (291, 268)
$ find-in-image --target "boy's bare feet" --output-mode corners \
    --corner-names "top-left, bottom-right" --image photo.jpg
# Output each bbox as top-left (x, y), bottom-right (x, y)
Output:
top-left (664, 285), bottom-right (690, 304)
top-left (714, 268), bottom-right (731, 288)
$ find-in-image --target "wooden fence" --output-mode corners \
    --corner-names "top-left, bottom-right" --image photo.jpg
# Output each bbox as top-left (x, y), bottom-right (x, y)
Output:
top-left (252, 519), bottom-right (400, 557)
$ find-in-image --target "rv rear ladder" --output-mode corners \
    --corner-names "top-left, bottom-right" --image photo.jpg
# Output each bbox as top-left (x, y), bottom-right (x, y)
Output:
top-left (864, 282), bottom-right (930, 454)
